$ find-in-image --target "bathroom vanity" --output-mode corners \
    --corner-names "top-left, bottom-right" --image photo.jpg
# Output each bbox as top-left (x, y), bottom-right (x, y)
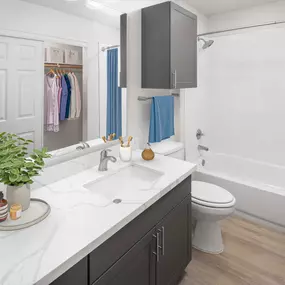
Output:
top-left (52, 176), bottom-right (191, 285)
top-left (0, 151), bottom-right (196, 285)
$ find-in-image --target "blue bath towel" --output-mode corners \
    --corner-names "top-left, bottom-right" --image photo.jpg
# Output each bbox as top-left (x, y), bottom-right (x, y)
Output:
top-left (149, 96), bottom-right (175, 143)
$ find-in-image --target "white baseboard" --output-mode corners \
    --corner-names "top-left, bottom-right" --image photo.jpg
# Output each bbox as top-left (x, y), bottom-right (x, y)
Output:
top-left (234, 210), bottom-right (285, 233)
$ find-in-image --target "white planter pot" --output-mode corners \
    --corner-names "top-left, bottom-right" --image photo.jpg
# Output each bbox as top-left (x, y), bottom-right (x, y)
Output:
top-left (6, 184), bottom-right (31, 211)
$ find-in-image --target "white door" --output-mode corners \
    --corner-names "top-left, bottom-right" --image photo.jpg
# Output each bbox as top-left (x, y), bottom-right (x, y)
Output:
top-left (0, 36), bottom-right (44, 149)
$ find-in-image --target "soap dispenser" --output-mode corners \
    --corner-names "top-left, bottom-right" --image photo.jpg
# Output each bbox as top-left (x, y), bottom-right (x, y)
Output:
top-left (142, 143), bottom-right (155, 161)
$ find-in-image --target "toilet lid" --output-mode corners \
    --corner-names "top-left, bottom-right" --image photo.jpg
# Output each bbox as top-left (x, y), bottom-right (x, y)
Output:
top-left (192, 181), bottom-right (235, 208)
top-left (150, 140), bottom-right (184, 156)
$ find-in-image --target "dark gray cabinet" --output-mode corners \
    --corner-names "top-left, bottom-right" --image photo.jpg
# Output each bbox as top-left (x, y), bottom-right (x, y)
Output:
top-left (156, 196), bottom-right (191, 285)
top-left (50, 256), bottom-right (88, 285)
top-left (142, 1), bottom-right (197, 89)
top-left (120, 13), bottom-right (127, 88)
top-left (93, 228), bottom-right (156, 285)
top-left (51, 176), bottom-right (192, 285)
top-left (93, 195), bottom-right (191, 285)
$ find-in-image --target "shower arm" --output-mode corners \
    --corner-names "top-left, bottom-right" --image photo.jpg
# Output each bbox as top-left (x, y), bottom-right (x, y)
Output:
top-left (198, 37), bottom-right (207, 44)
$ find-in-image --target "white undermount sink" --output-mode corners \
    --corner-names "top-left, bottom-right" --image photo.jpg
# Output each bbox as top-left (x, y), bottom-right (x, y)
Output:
top-left (84, 164), bottom-right (164, 203)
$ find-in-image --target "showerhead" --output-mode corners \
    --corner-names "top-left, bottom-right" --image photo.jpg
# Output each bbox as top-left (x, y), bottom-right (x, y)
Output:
top-left (198, 37), bottom-right (214, 49)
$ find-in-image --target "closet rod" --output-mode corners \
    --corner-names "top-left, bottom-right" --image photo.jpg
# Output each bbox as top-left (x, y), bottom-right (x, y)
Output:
top-left (44, 63), bottom-right (83, 69)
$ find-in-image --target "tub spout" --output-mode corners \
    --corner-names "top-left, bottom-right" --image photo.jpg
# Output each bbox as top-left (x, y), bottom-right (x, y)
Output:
top-left (198, 145), bottom-right (209, 152)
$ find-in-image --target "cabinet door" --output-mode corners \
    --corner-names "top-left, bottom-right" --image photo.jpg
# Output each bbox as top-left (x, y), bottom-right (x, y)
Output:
top-left (171, 3), bottom-right (197, 88)
top-left (156, 196), bottom-right (191, 285)
top-left (120, 13), bottom-right (127, 88)
top-left (93, 229), bottom-right (157, 285)
top-left (50, 256), bottom-right (88, 285)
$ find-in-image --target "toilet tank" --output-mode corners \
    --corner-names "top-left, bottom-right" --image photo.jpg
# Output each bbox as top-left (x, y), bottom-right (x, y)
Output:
top-left (151, 141), bottom-right (185, 160)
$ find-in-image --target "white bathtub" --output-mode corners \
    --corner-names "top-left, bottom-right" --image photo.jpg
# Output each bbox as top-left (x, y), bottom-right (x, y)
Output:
top-left (193, 152), bottom-right (285, 227)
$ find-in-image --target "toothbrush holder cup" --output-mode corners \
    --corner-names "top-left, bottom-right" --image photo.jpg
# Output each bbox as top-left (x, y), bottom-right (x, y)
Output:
top-left (119, 146), bottom-right (132, 162)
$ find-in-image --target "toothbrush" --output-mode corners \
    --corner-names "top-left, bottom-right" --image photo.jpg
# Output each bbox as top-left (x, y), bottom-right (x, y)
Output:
top-left (119, 136), bottom-right (124, 147)
top-left (127, 136), bottom-right (133, 147)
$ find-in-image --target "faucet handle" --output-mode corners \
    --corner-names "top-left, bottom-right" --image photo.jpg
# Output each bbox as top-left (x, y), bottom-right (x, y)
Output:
top-left (196, 129), bottom-right (205, 140)
top-left (101, 149), bottom-right (112, 158)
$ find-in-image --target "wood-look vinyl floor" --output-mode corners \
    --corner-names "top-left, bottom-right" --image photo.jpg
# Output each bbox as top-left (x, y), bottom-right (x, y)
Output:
top-left (179, 216), bottom-right (285, 285)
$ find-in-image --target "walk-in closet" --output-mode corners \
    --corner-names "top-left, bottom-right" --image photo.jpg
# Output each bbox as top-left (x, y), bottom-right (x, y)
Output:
top-left (44, 43), bottom-right (85, 151)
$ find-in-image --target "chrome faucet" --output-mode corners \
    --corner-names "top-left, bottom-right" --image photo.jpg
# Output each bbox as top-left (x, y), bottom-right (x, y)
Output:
top-left (76, 141), bottom-right (91, 151)
top-left (83, 142), bottom-right (90, 148)
top-left (98, 149), bottom-right (117, 171)
top-left (198, 145), bottom-right (209, 152)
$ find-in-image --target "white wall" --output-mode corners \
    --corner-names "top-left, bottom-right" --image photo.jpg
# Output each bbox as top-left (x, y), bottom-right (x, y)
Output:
top-left (208, 0), bottom-right (285, 32)
top-left (193, 1), bottom-right (285, 167)
top-left (127, 1), bottom-right (208, 149)
top-left (0, 0), bottom-right (120, 141)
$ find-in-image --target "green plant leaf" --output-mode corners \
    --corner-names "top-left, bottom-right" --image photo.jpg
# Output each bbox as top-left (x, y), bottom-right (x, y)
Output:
top-left (0, 132), bottom-right (49, 185)
top-left (9, 174), bottom-right (18, 183)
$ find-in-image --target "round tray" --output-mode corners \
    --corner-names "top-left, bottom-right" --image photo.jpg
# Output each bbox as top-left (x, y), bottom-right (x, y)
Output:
top-left (0, 199), bottom-right (51, 231)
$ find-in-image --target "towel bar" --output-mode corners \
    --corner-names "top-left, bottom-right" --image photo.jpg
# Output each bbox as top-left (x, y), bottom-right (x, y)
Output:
top-left (138, 93), bottom-right (179, 101)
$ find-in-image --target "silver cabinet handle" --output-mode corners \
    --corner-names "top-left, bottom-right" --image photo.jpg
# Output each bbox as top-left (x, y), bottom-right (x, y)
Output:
top-left (161, 226), bottom-right (165, 256)
top-left (158, 227), bottom-right (165, 256)
top-left (152, 233), bottom-right (160, 262)
top-left (172, 70), bottom-right (176, 89)
top-left (174, 70), bottom-right (177, 89)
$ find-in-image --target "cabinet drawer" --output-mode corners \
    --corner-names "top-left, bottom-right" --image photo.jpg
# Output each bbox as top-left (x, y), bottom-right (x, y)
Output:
top-left (89, 176), bottom-right (191, 284)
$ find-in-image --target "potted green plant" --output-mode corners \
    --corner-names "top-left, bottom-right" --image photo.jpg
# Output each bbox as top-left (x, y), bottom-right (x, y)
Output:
top-left (0, 132), bottom-right (51, 211)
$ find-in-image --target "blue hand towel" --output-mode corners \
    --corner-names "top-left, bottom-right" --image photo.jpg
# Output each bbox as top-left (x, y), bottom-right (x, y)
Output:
top-left (149, 96), bottom-right (175, 143)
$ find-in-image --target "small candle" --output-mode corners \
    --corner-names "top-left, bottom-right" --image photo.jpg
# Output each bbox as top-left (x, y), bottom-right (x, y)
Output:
top-left (10, 204), bottom-right (22, 220)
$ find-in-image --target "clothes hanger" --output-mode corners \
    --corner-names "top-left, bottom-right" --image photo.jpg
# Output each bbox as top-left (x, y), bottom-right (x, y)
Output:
top-left (47, 68), bottom-right (56, 77)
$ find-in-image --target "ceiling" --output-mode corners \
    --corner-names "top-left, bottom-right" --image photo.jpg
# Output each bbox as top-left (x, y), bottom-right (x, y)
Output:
top-left (20, 0), bottom-right (282, 27)
top-left (19, 0), bottom-right (165, 28)
top-left (186, 0), bottom-right (281, 16)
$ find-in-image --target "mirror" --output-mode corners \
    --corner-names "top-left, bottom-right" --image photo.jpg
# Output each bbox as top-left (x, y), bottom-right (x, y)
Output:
top-left (0, 0), bottom-right (127, 156)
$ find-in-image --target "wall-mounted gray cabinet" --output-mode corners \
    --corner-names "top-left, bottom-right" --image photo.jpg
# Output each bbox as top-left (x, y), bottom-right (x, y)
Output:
top-left (142, 1), bottom-right (197, 89)
top-left (120, 13), bottom-right (127, 88)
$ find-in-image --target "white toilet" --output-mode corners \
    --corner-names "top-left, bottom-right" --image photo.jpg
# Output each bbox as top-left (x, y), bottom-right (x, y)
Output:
top-left (192, 181), bottom-right (236, 254)
top-left (151, 140), bottom-right (236, 254)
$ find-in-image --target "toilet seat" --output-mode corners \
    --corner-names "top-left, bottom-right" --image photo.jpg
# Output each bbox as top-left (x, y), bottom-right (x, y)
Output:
top-left (192, 181), bottom-right (236, 208)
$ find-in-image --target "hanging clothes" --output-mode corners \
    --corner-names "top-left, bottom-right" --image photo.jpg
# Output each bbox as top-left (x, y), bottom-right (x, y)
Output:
top-left (44, 67), bottom-right (82, 128)
top-left (59, 75), bottom-right (68, 121)
top-left (57, 77), bottom-right (62, 112)
top-left (72, 73), bottom-right (81, 118)
top-left (68, 72), bottom-right (76, 119)
top-left (64, 74), bottom-right (71, 119)
top-left (44, 75), bottom-right (59, 132)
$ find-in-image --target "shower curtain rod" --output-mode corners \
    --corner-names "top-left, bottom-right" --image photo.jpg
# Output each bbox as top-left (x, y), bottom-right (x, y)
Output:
top-left (198, 20), bottom-right (285, 36)
top-left (101, 45), bottom-right (120, 52)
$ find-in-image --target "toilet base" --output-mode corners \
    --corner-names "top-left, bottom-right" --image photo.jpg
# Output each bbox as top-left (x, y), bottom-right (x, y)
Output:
top-left (193, 220), bottom-right (224, 254)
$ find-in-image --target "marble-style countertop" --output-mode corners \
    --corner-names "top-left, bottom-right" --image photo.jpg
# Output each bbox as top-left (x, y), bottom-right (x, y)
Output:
top-left (0, 151), bottom-right (196, 285)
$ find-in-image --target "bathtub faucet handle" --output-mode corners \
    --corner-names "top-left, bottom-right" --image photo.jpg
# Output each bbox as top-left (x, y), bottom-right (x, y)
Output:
top-left (196, 129), bottom-right (205, 140)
